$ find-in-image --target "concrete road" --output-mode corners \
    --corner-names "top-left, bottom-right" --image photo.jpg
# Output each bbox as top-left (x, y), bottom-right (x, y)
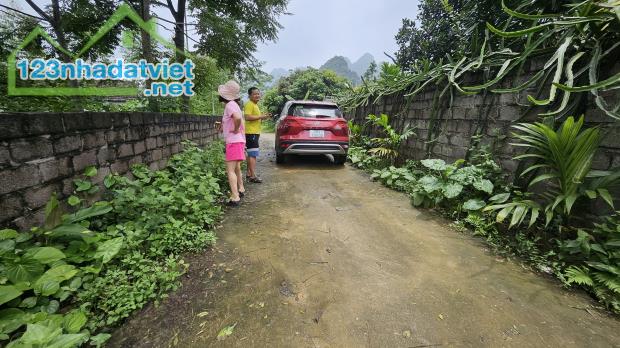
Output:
top-left (110, 133), bottom-right (620, 347)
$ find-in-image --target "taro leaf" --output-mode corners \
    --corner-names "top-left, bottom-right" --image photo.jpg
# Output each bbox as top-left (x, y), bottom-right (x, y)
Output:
top-left (217, 323), bottom-right (237, 341)
top-left (473, 179), bottom-right (494, 194)
top-left (20, 323), bottom-right (62, 345)
top-left (94, 237), bottom-right (124, 263)
top-left (63, 310), bottom-right (87, 333)
top-left (421, 159), bottom-right (447, 171)
top-left (6, 259), bottom-right (45, 284)
top-left (443, 183), bottom-right (463, 199)
top-left (23, 247), bottom-right (66, 264)
top-left (90, 333), bottom-right (112, 348)
top-left (0, 308), bottom-right (31, 334)
top-left (0, 285), bottom-right (23, 306)
top-left (419, 176), bottom-right (441, 193)
top-left (46, 333), bottom-right (89, 348)
top-left (463, 199), bottom-right (486, 211)
top-left (84, 166), bottom-right (97, 177)
top-left (0, 229), bottom-right (18, 240)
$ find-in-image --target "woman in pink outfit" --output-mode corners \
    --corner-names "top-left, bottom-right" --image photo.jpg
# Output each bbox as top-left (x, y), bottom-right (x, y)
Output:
top-left (218, 80), bottom-right (246, 206)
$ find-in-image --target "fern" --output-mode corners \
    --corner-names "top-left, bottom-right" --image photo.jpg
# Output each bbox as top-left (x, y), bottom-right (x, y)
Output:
top-left (593, 272), bottom-right (620, 294)
top-left (565, 266), bottom-right (594, 286)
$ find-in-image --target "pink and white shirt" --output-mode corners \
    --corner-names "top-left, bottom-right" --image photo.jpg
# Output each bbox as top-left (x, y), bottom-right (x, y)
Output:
top-left (222, 100), bottom-right (245, 144)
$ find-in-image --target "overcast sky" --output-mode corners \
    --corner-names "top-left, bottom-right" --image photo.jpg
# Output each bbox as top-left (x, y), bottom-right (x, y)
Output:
top-left (1, 0), bottom-right (420, 73)
top-left (255, 0), bottom-right (420, 72)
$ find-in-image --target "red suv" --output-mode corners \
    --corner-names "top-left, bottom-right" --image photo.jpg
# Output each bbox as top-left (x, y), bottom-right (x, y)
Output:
top-left (275, 101), bottom-right (350, 165)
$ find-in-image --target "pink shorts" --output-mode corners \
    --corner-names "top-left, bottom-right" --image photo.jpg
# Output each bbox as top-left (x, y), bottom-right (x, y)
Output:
top-left (225, 142), bottom-right (246, 161)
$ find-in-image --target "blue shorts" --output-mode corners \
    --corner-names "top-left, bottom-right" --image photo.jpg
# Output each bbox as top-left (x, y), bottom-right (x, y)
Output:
top-left (246, 134), bottom-right (260, 158)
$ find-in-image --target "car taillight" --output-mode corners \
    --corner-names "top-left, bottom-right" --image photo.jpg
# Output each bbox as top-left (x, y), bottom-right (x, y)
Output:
top-left (332, 121), bottom-right (348, 136)
top-left (280, 118), bottom-right (302, 135)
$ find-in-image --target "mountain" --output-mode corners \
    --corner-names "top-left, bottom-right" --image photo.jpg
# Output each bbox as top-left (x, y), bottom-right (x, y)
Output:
top-left (267, 68), bottom-right (290, 87)
top-left (319, 56), bottom-right (361, 86)
top-left (351, 53), bottom-right (375, 76)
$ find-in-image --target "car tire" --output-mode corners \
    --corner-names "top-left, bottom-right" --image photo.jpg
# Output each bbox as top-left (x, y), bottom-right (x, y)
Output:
top-left (276, 152), bottom-right (285, 164)
top-left (333, 155), bottom-right (347, 165)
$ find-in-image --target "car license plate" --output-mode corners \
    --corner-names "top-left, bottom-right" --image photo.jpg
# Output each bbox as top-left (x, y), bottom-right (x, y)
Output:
top-left (309, 130), bottom-right (324, 138)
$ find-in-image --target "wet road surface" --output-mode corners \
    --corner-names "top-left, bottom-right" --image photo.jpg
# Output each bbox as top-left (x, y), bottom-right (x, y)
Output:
top-left (109, 133), bottom-right (620, 347)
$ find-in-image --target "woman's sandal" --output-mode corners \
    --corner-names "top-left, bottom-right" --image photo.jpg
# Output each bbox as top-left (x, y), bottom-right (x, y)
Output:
top-left (239, 191), bottom-right (245, 198)
top-left (226, 199), bottom-right (240, 207)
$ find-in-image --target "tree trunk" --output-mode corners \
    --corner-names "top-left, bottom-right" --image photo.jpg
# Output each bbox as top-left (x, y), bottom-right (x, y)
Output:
top-left (172, 0), bottom-right (190, 112)
top-left (140, 0), bottom-right (159, 111)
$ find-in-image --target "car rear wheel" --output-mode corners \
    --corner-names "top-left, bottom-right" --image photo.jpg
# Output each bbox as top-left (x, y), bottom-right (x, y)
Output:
top-left (276, 152), bottom-right (286, 164)
top-left (333, 155), bottom-right (347, 165)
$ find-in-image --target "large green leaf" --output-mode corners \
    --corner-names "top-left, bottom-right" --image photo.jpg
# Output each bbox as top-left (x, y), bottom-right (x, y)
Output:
top-left (473, 179), bottom-right (494, 194)
top-left (46, 224), bottom-right (94, 240)
top-left (0, 308), bottom-right (31, 334)
top-left (33, 265), bottom-right (78, 296)
top-left (47, 333), bottom-right (89, 348)
top-left (94, 237), bottom-right (124, 263)
top-left (463, 199), bottom-right (486, 211)
top-left (0, 285), bottom-right (23, 306)
top-left (64, 201), bottom-right (112, 224)
top-left (443, 183), bottom-right (463, 199)
top-left (6, 260), bottom-right (45, 284)
top-left (63, 311), bottom-right (87, 334)
top-left (0, 239), bottom-right (15, 255)
top-left (0, 229), bottom-right (18, 240)
top-left (20, 323), bottom-right (62, 345)
top-left (419, 176), bottom-right (441, 193)
top-left (23, 247), bottom-right (66, 264)
top-left (420, 159), bottom-right (447, 171)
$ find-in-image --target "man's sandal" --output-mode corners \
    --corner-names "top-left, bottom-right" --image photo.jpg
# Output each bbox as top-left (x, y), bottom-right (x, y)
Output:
top-left (248, 177), bottom-right (263, 183)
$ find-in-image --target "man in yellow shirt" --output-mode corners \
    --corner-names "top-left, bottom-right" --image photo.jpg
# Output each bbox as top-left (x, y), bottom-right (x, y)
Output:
top-left (244, 87), bottom-right (271, 183)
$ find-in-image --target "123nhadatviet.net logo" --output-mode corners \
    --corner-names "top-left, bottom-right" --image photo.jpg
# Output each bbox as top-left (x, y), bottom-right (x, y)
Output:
top-left (7, 4), bottom-right (195, 97)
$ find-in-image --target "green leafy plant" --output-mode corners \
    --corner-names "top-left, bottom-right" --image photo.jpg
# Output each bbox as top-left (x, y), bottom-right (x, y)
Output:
top-left (371, 166), bottom-right (417, 192)
top-left (347, 146), bottom-right (381, 170)
top-left (1, 141), bottom-right (227, 346)
top-left (560, 213), bottom-right (620, 312)
top-left (409, 158), bottom-right (497, 212)
top-left (485, 116), bottom-right (620, 228)
top-left (365, 114), bottom-right (415, 165)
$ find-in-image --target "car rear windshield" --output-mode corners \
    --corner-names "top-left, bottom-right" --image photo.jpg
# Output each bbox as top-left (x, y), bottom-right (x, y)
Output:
top-left (288, 105), bottom-right (342, 118)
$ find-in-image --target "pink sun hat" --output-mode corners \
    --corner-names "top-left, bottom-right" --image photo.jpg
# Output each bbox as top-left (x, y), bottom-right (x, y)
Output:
top-left (218, 80), bottom-right (241, 101)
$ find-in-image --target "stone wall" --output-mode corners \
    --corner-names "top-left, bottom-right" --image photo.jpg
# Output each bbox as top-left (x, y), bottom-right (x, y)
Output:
top-left (349, 66), bottom-right (620, 174)
top-left (0, 112), bottom-right (219, 229)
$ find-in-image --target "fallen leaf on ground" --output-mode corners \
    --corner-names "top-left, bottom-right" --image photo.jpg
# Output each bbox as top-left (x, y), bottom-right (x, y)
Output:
top-left (217, 323), bottom-right (237, 341)
top-left (438, 314), bottom-right (444, 320)
top-left (403, 330), bottom-right (411, 338)
top-left (197, 311), bottom-right (209, 317)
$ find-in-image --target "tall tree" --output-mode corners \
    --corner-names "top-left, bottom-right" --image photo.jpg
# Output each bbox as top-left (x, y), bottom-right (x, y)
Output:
top-left (191, 0), bottom-right (288, 71)
top-left (23, 0), bottom-right (124, 61)
top-left (394, 0), bottom-right (508, 69)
